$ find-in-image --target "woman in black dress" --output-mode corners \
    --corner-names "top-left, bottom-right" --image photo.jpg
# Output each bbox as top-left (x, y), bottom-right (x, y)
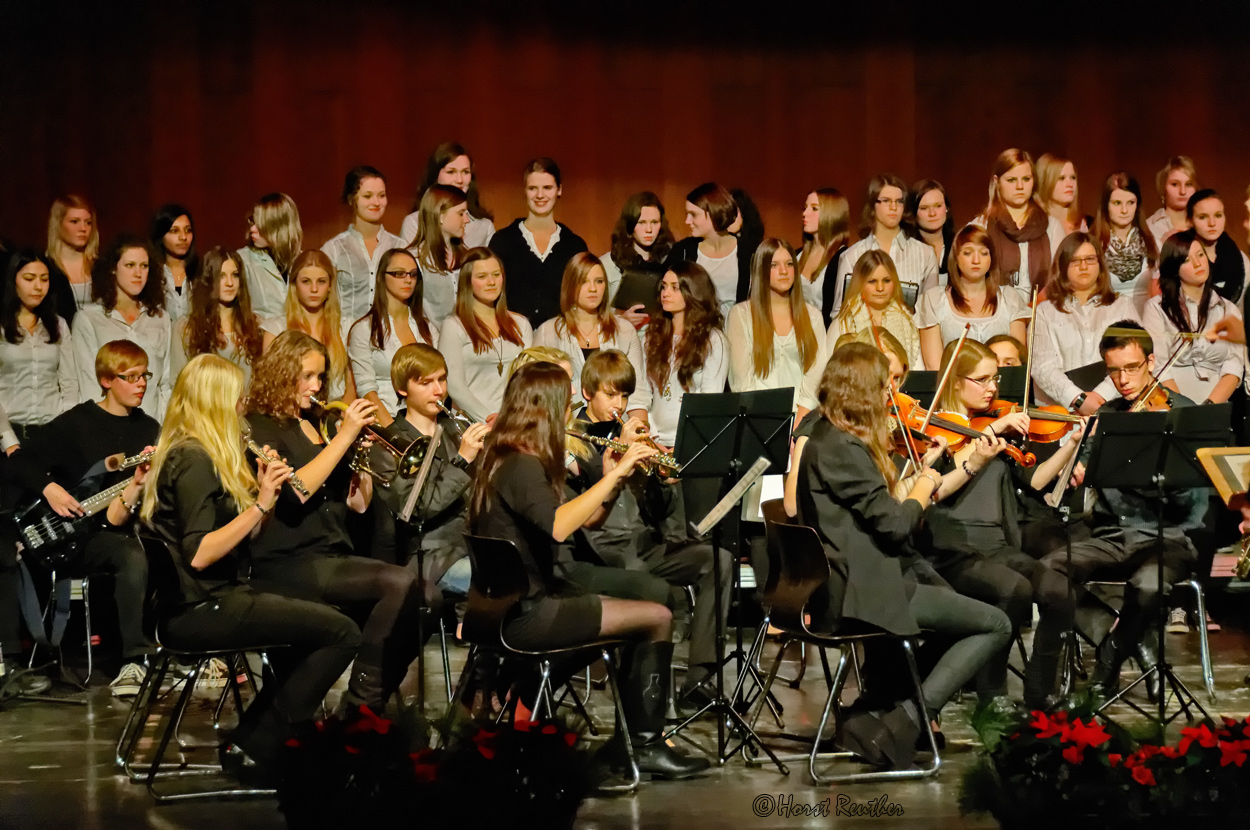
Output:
top-left (469, 360), bottom-right (709, 780)
top-left (141, 354), bottom-right (361, 772)
top-left (245, 330), bottom-right (422, 711)
top-left (791, 342), bottom-right (1011, 769)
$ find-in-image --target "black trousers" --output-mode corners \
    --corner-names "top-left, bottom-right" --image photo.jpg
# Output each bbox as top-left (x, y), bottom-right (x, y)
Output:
top-left (81, 530), bottom-right (158, 661)
top-left (250, 553), bottom-right (421, 695)
top-left (162, 589), bottom-right (361, 766)
top-left (939, 547), bottom-right (1075, 700)
top-left (1041, 531), bottom-right (1194, 660)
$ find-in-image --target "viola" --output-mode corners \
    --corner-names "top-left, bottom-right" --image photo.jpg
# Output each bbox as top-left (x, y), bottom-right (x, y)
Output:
top-left (971, 399), bottom-right (1082, 443)
top-left (892, 392), bottom-right (1037, 467)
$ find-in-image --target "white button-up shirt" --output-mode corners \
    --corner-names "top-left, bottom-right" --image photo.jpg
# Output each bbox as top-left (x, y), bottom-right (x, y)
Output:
top-left (322, 225), bottom-right (407, 324)
top-left (1142, 293), bottom-right (1245, 403)
top-left (1031, 294), bottom-right (1137, 406)
top-left (163, 264), bottom-right (190, 322)
top-left (237, 246), bottom-right (289, 322)
top-left (72, 303), bottom-right (172, 421)
top-left (347, 311), bottom-right (439, 417)
top-left (834, 232), bottom-right (938, 315)
top-left (915, 285), bottom-right (1031, 348)
top-left (0, 316), bottom-right (78, 449)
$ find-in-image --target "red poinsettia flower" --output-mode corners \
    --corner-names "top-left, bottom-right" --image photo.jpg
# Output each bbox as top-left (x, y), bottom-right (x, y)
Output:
top-left (1131, 765), bottom-right (1157, 786)
top-left (563, 731), bottom-right (578, 748)
top-left (344, 705), bottom-right (392, 736)
top-left (1158, 746), bottom-right (1180, 759)
top-left (514, 717), bottom-right (533, 733)
top-left (1218, 739), bottom-right (1250, 768)
top-left (1062, 745), bottom-right (1085, 764)
top-left (1108, 753), bottom-right (1122, 768)
top-left (541, 724), bottom-right (558, 735)
top-left (1179, 723), bottom-right (1218, 755)
top-left (1066, 718), bottom-right (1111, 749)
top-left (410, 749), bottom-right (440, 782)
top-left (1032, 711), bottom-right (1068, 740)
top-left (471, 728), bottom-right (498, 760)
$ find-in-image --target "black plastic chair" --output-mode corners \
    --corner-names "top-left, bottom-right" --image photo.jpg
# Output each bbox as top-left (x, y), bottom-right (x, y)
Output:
top-left (747, 520), bottom-right (941, 784)
top-left (114, 534), bottom-right (281, 802)
top-left (452, 534), bottom-right (640, 792)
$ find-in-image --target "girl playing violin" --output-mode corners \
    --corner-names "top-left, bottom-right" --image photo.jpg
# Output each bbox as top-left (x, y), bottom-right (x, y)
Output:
top-left (923, 338), bottom-right (1086, 707)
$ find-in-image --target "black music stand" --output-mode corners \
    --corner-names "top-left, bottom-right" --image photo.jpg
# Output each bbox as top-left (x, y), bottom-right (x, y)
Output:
top-left (1085, 403), bottom-right (1231, 725)
top-left (665, 388), bottom-right (793, 772)
top-left (900, 370), bottom-right (938, 410)
top-left (997, 365), bottom-right (1028, 406)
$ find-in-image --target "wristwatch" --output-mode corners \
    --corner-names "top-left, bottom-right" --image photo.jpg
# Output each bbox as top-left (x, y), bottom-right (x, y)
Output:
top-left (1071, 393), bottom-right (1087, 411)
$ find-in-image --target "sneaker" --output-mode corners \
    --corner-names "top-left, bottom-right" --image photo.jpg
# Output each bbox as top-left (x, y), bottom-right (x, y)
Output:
top-left (110, 662), bottom-right (147, 697)
top-left (197, 658), bottom-right (229, 689)
top-left (1, 661), bottom-right (52, 696)
top-left (1165, 608), bottom-right (1189, 635)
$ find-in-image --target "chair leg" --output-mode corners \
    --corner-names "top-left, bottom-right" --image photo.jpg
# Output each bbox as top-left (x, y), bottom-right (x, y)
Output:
top-left (847, 644), bottom-right (862, 695)
top-left (1188, 580), bottom-right (1217, 705)
top-left (439, 619), bottom-right (452, 705)
top-left (80, 577), bottom-right (93, 683)
top-left (116, 651), bottom-right (168, 771)
top-left (595, 648), bottom-right (639, 794)
top-left (807, 648), bottom-right (853, 784)
top-left (745, 637), bottom-right (790, 734)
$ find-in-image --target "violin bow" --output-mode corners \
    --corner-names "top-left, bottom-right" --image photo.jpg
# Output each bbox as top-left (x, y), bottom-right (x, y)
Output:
top-left (1127, 335), bottom-right (1193, 413)
top-left (900, 323), bottom-right (971, 478)
top-left (1022, 287), bottom-right (1037, 412)
top-left (873, 324), bottom-right (922, 474)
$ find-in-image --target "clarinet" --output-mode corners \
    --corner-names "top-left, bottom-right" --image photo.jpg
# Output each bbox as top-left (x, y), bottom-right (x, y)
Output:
top-left (243, 436), bottom-right (311, 497)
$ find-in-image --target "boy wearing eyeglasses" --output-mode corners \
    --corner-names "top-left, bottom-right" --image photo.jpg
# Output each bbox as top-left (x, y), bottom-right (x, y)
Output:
top-left (7, 339), bottom-right (159, 696)
top-left (1039, 321), bottom-right (1202, 697)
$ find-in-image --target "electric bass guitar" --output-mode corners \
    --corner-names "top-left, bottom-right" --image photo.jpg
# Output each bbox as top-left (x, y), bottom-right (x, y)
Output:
top-left (14, 450), bottom-right (153, 571)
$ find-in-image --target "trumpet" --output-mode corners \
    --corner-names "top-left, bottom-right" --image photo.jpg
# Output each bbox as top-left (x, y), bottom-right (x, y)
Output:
top-left (1237, 535), bottom-right (1250, 579)
top-left (242, 432), bottom-right (310, 497)
top-left (311, 397), bottom-right (427, 488)
top-left (611, 410), bottom-right (681, 478)
top-left (436, 400), bottom-right (479, 442)
top-left (566, 429), bottom-right (682, 477)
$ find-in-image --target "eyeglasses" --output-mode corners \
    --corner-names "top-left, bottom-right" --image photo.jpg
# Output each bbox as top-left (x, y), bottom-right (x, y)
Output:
top-left (1068, 255), bottom-right (1100, 268)
top-left (116, 371), bottom-right (153, 383)
top-left (385, 269), bottom-right (421, 280)
top-left (1106, 361), bottom-right (1146, 378)
top-left (876, 198), bottom-right (905, 207)
top-left (962, 374), bottom-right (1001, 388)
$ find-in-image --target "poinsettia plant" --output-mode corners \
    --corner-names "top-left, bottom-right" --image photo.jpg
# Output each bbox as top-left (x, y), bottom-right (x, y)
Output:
top-left (278, 704), bottom-right (591, 830)
top-left (961, 696), bottom-right (1250, 826)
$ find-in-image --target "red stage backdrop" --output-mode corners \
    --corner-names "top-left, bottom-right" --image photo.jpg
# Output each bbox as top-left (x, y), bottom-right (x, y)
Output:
top-left (3, 2), bottom-right (1250, 257)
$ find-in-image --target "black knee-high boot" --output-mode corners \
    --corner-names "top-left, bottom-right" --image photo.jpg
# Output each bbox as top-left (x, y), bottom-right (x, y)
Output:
top-left (618, 641), bottom-right (710, 780)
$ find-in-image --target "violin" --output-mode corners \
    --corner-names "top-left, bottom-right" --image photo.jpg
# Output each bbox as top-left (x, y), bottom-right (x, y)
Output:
top-left (892, 392), bottom-right (1037, 467)
top-left (971, 399), bottom-right (1082, 443)
top-left (1130, 385), bottom-right (1172, 412)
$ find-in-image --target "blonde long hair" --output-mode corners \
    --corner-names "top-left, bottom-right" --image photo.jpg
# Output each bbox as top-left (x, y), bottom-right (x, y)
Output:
top-left (747, 238), bottom-right (818, 379)
top-left (817, 342), bottom-right (894, 490)
top-left (46, 195), bottom-right (99, 274)
top-left (835, 249), bottom-right (908, 328)
top-left (283, 250), bottom-right (348, 390)
top-left (936, 339), bottom-right (995, 414)
top-left (140, 354), bottom-right (257, 520)
top-left (248, 193), bottom-right (303, 276)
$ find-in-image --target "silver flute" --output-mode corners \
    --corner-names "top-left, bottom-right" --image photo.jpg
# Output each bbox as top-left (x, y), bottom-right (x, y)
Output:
top-left (244, 436), bottom-right (310, 497)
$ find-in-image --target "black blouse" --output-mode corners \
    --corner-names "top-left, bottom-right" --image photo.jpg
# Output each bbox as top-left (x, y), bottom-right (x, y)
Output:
top-left (245, 413), bottom-right (354, 561)
top-left (149, 442), bottom-right (244, 607)
top-left (470, 452), bottom-right (559, 601)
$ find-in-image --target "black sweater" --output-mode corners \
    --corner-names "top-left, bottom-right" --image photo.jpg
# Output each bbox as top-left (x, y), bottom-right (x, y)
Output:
top-left (489, 219), bottom-right (588, 329)
top-left (11, 401), bottom-right (159, 500)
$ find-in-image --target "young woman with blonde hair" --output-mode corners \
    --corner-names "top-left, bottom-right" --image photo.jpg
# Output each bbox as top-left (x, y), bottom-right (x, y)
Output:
top-left (1146, 156), bottom-right (1199, 248)
top-left (141, 353), bottom-right (361, 774)
top-left (797, 187), bottom-right (851, 325)
top-left (1034, 153), bottom-right (1086, 235)
top-left (407, 184), bottom-right (469, 325)
top-left (263, 249), bottom-right (352, 402)
top-left (827, 249), bottom-right (921, 369)
top-left (45, 194), bottom-right (99, 319)
top-left (238, 192), bottom-right (303, 321)
top-left (535, 252), bottom-right (648, 414)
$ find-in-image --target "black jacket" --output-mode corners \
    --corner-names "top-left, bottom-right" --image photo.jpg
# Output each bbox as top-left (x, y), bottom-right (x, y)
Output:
top-left (488, 219), bottom-right (588, 329)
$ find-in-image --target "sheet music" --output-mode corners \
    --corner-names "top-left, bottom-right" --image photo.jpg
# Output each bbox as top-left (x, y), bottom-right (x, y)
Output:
top-left (694, 456), bottom-right (772, 537)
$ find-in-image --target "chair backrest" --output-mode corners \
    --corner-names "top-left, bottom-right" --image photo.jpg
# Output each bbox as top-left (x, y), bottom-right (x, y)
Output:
top-left (768, 522), bottom-right (835, 636)
top-left (137, 533), bottom-right (208, 636)
top-left (462, 534), bottom-right (528, 650)
top-left (759, 498), bottom-right (793, 603)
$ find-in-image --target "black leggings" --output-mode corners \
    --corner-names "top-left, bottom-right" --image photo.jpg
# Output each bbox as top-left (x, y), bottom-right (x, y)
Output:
top-left (250, 553), bottom-right (421, 689)
top-left (940, 547), bottom-right (1075, 700)
top-left (162, 589), bottom-right (360, 766)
